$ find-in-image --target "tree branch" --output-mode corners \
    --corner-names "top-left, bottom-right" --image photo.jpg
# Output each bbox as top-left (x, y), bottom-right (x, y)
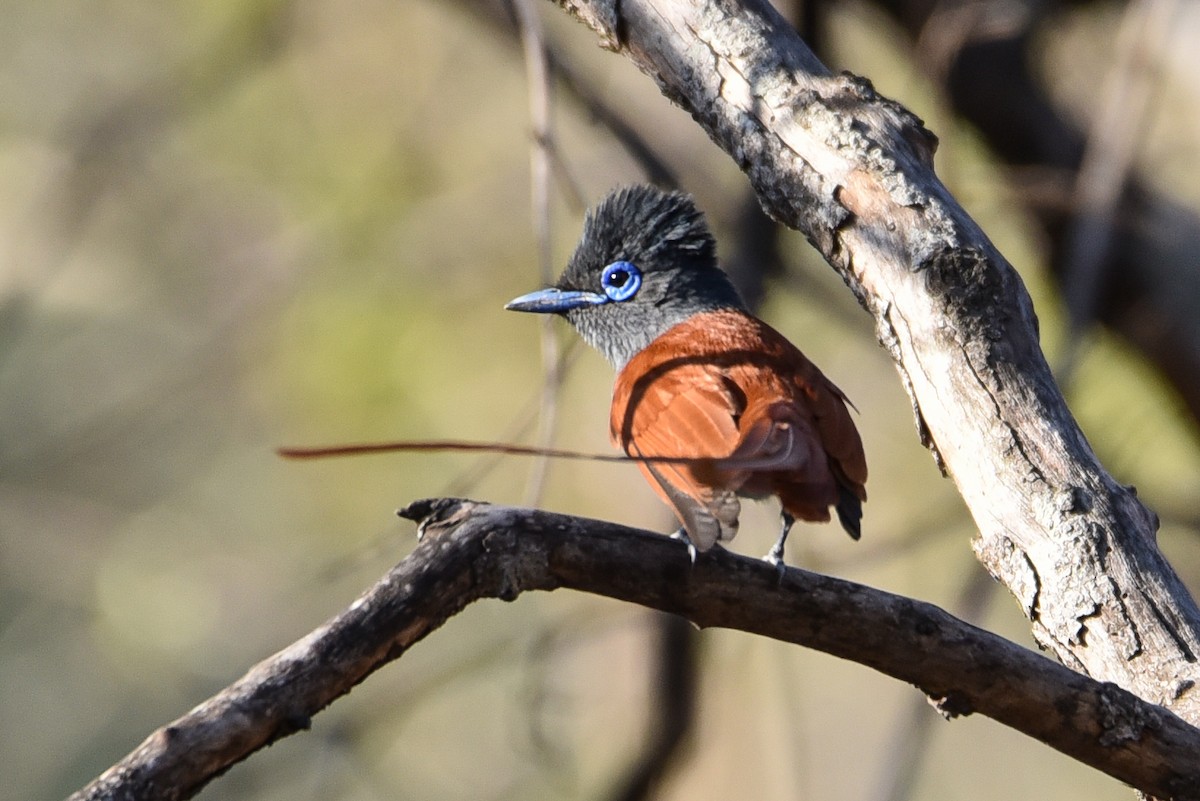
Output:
top-left (68, 500), bottom-right (1200, 801)
top-left (548, 0), bottom-right (1200, 721)
top-left (69, 4), bottom-right (1200, 798)
top-left (874, 0), bottom-right (1200, 426)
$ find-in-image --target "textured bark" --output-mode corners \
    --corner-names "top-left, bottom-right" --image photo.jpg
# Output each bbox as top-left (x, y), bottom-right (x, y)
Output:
top-left (549, 0), bottom-right (1200, 720)
top-left (67, 501), bottom-right (1200, 801)
top-left (67, 5), bottom-right (1200, 799)
top-left (873, 0), bottom-right (1200, 425)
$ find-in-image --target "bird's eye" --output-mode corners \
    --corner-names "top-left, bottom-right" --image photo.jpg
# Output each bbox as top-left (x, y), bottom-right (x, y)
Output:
top-left (601, 261), bottom-right (642, 302)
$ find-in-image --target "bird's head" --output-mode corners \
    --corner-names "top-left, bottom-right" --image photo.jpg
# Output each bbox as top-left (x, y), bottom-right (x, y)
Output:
top-left (505, 185), bottom-right (745, 368)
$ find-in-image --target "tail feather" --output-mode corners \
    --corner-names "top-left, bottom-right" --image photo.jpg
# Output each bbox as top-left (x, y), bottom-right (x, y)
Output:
top-left (835, 484), bottom-right (862, 541)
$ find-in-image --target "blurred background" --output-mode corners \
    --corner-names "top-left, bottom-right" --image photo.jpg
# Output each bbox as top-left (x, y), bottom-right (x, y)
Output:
top-left (4, 1), bottom-right (1200, 799)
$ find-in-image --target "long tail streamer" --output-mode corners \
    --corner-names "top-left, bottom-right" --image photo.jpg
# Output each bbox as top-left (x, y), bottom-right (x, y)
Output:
top-left (277, 439), bottom-right (704, 464)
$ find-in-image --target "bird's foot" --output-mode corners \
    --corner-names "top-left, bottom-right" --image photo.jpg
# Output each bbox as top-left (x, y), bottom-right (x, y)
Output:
top-left (763, 545), bottom-right (787, 584)
top-left (764, 511), bottom-right (794, 583)
top-left (670, 528), bottom-right (698, 564)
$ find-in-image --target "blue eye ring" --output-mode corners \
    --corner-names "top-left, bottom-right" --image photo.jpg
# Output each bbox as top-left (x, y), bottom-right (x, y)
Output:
top-left (601, 261), bottom-right (642, 302)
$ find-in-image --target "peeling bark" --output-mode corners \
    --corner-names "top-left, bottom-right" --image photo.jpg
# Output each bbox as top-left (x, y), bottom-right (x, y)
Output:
top-left (551, 0), bottom-right (1200, 721)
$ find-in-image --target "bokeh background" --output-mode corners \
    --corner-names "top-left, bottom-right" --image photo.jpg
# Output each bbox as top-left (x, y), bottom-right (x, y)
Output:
top-left (4, 1), bottom-right (1200, 799)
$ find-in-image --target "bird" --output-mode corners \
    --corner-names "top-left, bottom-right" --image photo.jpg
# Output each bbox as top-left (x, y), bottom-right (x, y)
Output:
top-left (505, 185), bottom-right (866, 569)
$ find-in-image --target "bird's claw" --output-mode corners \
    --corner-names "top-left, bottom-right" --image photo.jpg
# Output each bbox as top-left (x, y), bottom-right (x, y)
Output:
top-left (764, 511), bottom-right (794, 583)
top-left (763, 548), bottom-right (787, 584)
top-left (670, 528), bottom-right (698, 564)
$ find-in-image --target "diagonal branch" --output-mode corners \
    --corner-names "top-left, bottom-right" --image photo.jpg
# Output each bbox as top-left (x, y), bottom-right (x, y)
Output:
top-left (874, 0), bottom-right (1200, 426)
top-left (68, 500), bottom-right (1200, 801)
top-left (547, 0), bottom-right (1200, 723)
top-left (67, 5), bottom-right (1200, 800)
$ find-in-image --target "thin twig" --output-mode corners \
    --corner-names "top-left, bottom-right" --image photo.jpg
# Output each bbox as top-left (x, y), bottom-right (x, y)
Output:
top-left (510, 0), bottom-right (564, 507)
top-left (460, 0), bottom-right (677, 188)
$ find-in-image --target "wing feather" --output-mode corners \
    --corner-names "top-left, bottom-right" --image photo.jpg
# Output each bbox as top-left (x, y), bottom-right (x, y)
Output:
top-left (612, 360), bottom-right (745, 549)
top-left (609, 308), bottom-right (868, 546)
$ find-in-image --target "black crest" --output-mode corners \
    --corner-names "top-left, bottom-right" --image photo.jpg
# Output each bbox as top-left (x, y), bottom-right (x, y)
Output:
top-left (559, 186), bottom-right (717, 289)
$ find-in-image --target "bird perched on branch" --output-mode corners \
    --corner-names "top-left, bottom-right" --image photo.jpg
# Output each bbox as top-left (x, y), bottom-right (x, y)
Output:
top-left (506, 185), bottom-right (867, 568)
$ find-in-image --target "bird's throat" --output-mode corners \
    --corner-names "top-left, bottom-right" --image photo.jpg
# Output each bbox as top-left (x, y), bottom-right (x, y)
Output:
top-left (569, 301), bottom-right (737, 370)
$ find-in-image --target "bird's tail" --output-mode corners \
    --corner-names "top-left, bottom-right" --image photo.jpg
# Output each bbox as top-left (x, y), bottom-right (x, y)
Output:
top-left (278, 439), bottom-right (697, 464)
top-left (835, 484), bottom-right (863, 541)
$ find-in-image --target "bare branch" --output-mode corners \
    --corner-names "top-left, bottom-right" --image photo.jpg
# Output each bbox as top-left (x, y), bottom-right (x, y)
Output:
top-left (462, 0), bottom-right (678, 187)
top-left (509, 0), bottom-right (565, 506)
top-left (546, 0), bottom-right (1200, 722)
top-left (68, 500), bottom-right (1200, 801)
top-left (875, 0), bottom-right (1200, 426)
top-left (869, 563), bottom-right (997, 801)
top-left (68, 5), bottom-right (1200, 800)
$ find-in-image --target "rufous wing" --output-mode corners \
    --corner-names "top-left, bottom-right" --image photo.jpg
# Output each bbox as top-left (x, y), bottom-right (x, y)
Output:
top-left (770, 360), bottom-right (867, 538)
top-left (609, 308), bottom-right (868, 546)
top-left (804, 374), bottom-right (868, 498)
top-left (611, 361), bottom-right (745, 551)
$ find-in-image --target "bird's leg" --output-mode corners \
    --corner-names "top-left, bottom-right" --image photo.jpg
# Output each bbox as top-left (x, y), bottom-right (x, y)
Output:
top-left (764, 511), bottom-right (795, 579)
top-left (670, 527), bottom-right (698, 564)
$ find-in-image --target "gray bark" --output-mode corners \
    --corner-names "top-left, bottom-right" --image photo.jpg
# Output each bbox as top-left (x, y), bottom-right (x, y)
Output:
top-left (65, 3), bottom-right (1200, 798)
top-left (873, 0), bottom-right (1200, 426)
top-left (551, 0), bottom-right (1200, 719)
